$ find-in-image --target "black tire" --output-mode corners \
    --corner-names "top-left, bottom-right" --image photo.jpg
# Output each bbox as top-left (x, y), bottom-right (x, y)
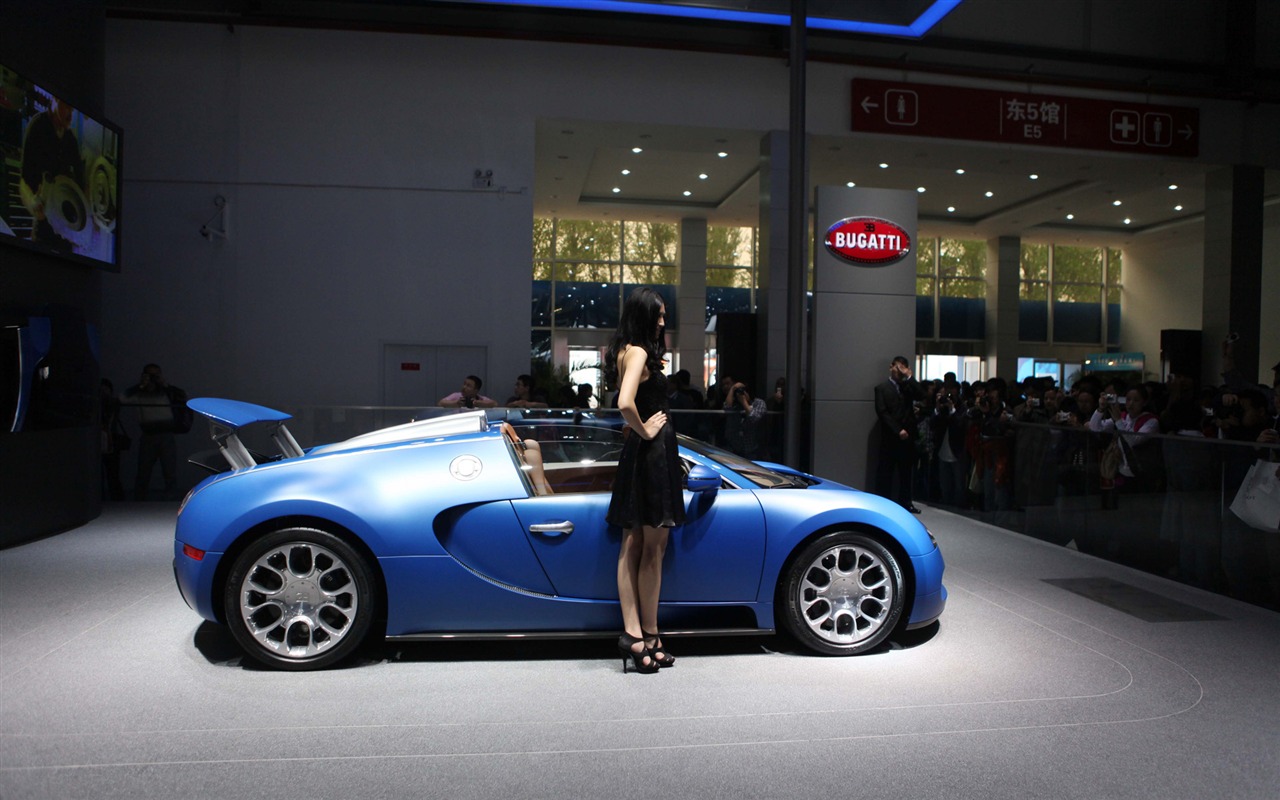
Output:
top-left (223, 527), bottom-right (375, 670)
top-left (779, 531), bottom-right (905, 656)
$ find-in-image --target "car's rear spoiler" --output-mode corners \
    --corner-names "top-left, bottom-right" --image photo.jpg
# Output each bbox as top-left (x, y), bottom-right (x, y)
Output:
top-left (188, 398), bottom-right (304, 471)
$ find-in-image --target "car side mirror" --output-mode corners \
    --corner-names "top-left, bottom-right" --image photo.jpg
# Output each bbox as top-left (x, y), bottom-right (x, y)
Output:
top-left (685, 464), bottom-right (721, 493)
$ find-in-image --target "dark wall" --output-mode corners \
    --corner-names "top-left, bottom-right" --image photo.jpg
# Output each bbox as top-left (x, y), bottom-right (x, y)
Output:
top-left (0, 1), bottom-right (108, 546)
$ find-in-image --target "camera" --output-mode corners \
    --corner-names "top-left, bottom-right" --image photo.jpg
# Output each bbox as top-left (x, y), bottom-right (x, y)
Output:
top-left (1102, 393), bottom-right (1117, 404)
top-left (1028, 398), bottom-right (1040, 407)
top-left (1056, 411), bottom-right (1071, 422)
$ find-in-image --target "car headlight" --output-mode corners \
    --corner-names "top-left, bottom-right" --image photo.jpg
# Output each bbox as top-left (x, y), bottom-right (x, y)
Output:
top-left (926, 527), bottom-right (938, 549)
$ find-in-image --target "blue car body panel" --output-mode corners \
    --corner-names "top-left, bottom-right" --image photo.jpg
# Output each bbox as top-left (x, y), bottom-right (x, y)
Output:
top-left (175, 398), bottom-right (945, 637)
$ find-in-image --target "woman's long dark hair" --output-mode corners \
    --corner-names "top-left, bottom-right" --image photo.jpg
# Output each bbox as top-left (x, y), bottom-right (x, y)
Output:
top-left (604, 286), bottom-right (667, 386)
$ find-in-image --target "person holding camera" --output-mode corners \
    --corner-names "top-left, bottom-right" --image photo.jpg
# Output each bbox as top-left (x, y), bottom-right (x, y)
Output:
top-left (930, 384), bottom-right (969, 508)
top-left (121, 363), bottom-right (188, 501)
top-left (439, 375), bottom-right (497, 410)
top-left (874, 356), bottom-right (923, 513)
top-left (723, 381), bottom-right (767, 459)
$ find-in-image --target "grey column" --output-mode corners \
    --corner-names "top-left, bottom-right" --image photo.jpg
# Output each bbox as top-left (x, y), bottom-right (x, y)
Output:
top-left (811, 186), bottom-right (918, 490)
top-left (677, 218), bottom-right (708, 386)
top-left (1202, 165), bottom-right (1264, 385)
top-left (758, 131), bottom-right (792, 396)
top-left (984, 236), bottom-right (1021, 380)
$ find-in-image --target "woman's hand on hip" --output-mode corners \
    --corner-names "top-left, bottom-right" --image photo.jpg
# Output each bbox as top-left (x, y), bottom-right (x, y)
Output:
top-left (642, 411), bottom-right (668, 440)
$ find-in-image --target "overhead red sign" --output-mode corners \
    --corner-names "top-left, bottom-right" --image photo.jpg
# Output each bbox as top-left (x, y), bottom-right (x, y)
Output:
top-left (823, 216), bottom-right (912, 266)
top-left (852, 78), bottom-right (1199, 158)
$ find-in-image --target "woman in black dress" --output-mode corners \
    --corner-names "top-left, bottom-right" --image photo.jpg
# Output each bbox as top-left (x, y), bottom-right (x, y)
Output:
top-left (606, 287), bottom-right (685, 673)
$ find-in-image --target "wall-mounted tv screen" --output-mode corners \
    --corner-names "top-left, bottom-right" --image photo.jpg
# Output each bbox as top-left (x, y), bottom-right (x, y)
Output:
top-left (0, 63), bottom-right (121, 270)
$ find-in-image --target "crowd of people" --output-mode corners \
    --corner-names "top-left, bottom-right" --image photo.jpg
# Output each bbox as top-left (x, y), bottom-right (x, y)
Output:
top-left (879, 347), bottom-right (1280, 606)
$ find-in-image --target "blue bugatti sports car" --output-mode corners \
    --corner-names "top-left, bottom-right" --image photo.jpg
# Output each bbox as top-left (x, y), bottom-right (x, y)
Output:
top-left (174, 399), bottom-right (946, 670)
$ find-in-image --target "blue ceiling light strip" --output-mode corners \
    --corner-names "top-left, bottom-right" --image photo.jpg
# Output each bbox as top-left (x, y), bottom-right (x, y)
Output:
top-left (467, 0), bottom-right (965, 38)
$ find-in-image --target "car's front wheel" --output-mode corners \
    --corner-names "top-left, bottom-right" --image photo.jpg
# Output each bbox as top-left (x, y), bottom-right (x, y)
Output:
top-left (223, 527), bottom-right (375, 670)
top-left (780, 531), bottom-right (905, 656)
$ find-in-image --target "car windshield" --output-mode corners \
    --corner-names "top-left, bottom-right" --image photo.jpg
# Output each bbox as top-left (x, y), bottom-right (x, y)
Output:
top-left (676, 435), bottom-right (808, 489)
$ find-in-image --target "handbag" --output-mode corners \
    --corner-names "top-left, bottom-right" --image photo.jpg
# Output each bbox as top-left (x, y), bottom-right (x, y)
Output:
top-left (1229, 459), bottom-right (1280, 533)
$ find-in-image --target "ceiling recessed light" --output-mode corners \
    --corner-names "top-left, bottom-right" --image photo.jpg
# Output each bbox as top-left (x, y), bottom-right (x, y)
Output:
top-left (620, 169), bottom-right (630, 175)
top-left (916, 186), bottom-right (926, 193)
top-left (1066, 214), bottom-right (1074, 220)
top-left (698, 173), bottom-right (708, 180)
top-left (632, 147), bottom-right (643, 154)
top-left (1123, 218), bottom-right (1131, 224)
top-left (717, 152), bottom-right (728, 158)
top-left (1175, 205), bottom-right (1183, 211)
top-left (846, 181), bottom-right (856, 188)
top-left (1029, 174), bottom-right (1039, 180)
top-left (955, 168), bottom-right (966, 174)
top-left (947, 206), bottom-right (956, 213)
top-left (612, 187), bottom-right (621, 193)
top-left (985, 191), bottom-right (994, 198)
top-left (1168, 184), bottom-right (1178, 190)
top-left (879, 163), bottom-right (889, 169)
top-left (682, 190), bottom-right (691, 197)
top-left (1113, 200), bottom-right (1122, 206)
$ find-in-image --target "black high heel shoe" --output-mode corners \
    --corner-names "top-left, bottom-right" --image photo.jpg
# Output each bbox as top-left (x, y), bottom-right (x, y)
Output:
top-left (618, 632), bottom-right (658, 674)
top-left (642, 630), bottom-right (675, 668)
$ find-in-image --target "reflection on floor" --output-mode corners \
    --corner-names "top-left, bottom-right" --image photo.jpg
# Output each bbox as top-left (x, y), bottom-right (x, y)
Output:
top-left (1, 502), bottom-right (1279, 799)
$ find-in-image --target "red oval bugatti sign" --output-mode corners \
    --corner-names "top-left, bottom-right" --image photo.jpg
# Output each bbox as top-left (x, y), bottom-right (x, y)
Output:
top-left (823, 216), bottom-right (912, 266)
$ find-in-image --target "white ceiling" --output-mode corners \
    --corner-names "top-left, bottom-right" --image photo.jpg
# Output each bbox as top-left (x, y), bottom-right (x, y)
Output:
top-left (535, 117), bottom-right (1279, 246)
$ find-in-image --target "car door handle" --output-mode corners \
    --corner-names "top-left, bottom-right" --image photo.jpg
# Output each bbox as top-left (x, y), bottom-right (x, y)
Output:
top-left (529, 521), bottom-right (574, 536)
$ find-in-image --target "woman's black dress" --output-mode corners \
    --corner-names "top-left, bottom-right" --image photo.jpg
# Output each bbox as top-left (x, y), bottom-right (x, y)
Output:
top-left (607, 370), bottom-right (686, 529)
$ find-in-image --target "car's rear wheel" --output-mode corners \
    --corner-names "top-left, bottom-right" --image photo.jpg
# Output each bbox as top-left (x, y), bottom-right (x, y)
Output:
top-left (780, 531), bottom-right (905, 656)
top-left (223, 527), bottom-right (375, 670)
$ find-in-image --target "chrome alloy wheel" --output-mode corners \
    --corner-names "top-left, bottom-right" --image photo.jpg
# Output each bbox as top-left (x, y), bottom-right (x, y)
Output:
top-left (237, 540), bottom-right (360, 660)
top-left (797, 542), bottom-right (896, 646)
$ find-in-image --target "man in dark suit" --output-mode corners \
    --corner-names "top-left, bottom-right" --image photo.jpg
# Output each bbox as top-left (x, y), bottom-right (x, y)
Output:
top-left (874, 356), bottom-right (923, 513)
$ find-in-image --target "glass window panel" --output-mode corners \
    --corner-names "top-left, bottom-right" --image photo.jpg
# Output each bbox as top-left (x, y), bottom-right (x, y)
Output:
top-left (1107, 248), bottom-right (1122, 285)
top-left (707, 287), bottom-right (753, 323)
top-left (916, 237), bottom-right (936, 276)
top-left (531, 330), bottom-right (551, 363)
top-left (622, 264), bottom-right (678, 285)
top-left (939, 297), bottom-right (985, 339)
top-left (1106, 286), bottom-right (1121, 305)
top-left (708, 226), bottom-right (753, 267)
top-left (533, 218), bottom-right (555, 261)
top-left (556, 219), bottom-right (621, 261)
top-left (938, 239), bottom-right (985, 280)
top-left (1053, 301), bottom-right (1102, 344)
top-left (1053, 245), bottom-right (1102, 284)
top-left (940, 277), bottom-right (985, 299)
top-left (1021, 242), bottom-right (1049, 281)
top-left (1020, 280), bottom-right (1048, 301)
top-left (554, 282), bottom-right (620, 329)
top-left (624, 221), bottom-right (677, 263)
top-left (1107, 303), bottom-right (1121, 346)
top-left (1019, 300), bottom-right (1048, 342)
top-left (915, 295), bottom-right (935, 339)
top-left (916, 276), bottom-right (935, 297)
top-left (708, 266), bottom-right (752, 288)
top-left (531, 280), bottom-right (552, 327)
top-left (553, 262), bottom-right (618, 283)
top-left (1054, 283), bottom-right (1101, 303)
top-left (533, 261), bottom-right (553, 281)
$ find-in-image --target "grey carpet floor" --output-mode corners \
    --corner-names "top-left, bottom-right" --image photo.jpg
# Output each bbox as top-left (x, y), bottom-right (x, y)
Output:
top-left (2, 503), bottom-right (1278, 799)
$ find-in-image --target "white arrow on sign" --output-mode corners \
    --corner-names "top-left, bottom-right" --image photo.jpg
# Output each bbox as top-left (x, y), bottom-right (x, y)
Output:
top-left (1180, 124), bottom-right (1194, 140)
top-left (860, 96), bottom-right (879, 114)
